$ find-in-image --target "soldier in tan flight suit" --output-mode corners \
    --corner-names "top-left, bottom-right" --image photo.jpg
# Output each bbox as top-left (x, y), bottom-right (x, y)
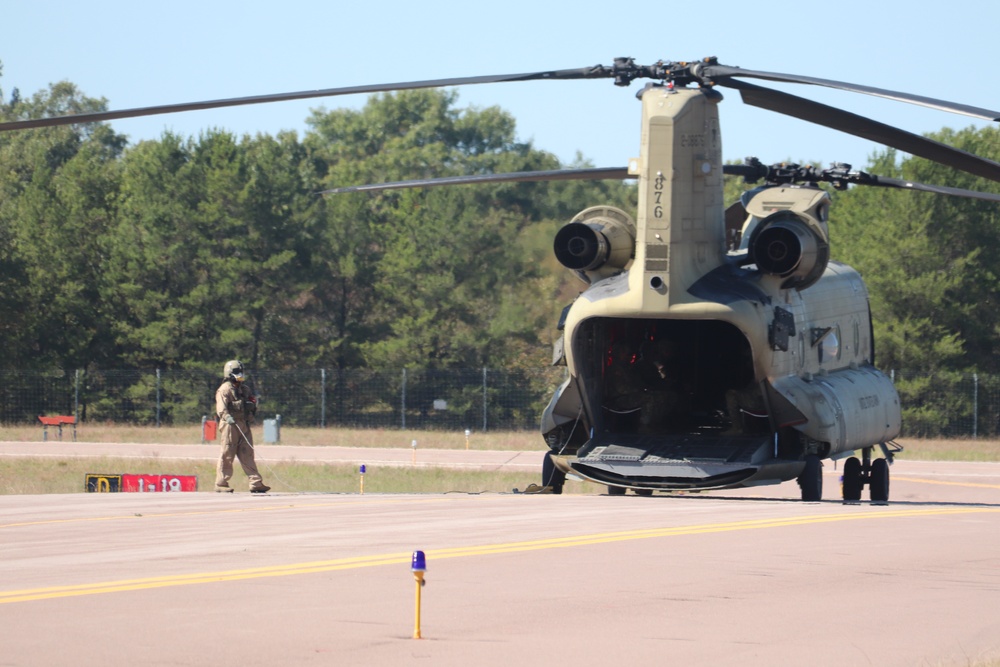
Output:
top-left (214, 360), bottom-right (270, 493)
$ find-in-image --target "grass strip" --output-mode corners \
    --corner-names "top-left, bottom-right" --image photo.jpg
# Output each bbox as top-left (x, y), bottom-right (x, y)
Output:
top-left (0, 456), bottom-right (593, 495)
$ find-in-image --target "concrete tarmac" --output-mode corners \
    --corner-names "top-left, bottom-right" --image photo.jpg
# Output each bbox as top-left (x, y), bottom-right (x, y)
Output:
top-left (1, 447), bottom-right (999, 666)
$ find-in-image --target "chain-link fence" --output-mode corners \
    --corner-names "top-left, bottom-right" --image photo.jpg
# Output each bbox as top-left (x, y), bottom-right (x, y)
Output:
top-left (889, 370), bottom-right (999, 438)
top-left (0, 368), bottom-right (567, 432)
top-left (3, 367), bottom-right (1000, 437)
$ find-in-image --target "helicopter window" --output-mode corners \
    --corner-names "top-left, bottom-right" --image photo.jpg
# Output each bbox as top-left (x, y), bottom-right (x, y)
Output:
top-left (815, 203), bottom-right (829, 222)
top-left (724, 201), bottom-right (748, 252)
top-left (557, 304), bottom-right (572, 331)
top-left (737, 217), bottom-right (758, 252)
top-left (819, 327), bottom-right (840, 363)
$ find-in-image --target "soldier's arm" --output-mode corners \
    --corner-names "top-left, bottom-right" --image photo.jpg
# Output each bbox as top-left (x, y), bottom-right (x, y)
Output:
top-left (216, 386), bottom-right (231, 422)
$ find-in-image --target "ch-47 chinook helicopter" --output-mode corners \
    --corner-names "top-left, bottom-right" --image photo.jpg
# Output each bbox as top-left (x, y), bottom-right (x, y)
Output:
top-left (4, 57), bottom-right (1000, 502)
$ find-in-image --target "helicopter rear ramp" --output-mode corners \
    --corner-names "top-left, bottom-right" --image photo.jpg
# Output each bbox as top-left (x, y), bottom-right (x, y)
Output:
top-left (567, 433), bottom-right (804, 491)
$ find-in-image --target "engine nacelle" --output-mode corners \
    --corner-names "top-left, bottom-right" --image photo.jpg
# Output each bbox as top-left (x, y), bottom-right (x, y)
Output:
top-left (553, 206), bottom-right (635, 284)
top-left (749, 211), bottom-right (829, 290)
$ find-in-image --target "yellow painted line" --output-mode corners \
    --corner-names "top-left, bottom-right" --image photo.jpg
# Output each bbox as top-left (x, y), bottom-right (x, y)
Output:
top-left (2, 505), bottom-right (996, 605)
top-left (894, 476), bottom-right (1000, 490)
top-left (0, 554), bottom-right (415, 604)
top-left (424, 507), bottom-right (999, 558)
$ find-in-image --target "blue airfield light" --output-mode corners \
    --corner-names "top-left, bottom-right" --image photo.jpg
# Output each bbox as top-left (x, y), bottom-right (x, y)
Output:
top-left (411, 550), bottom-right (426, 572)
top-left (360, 464), bottom-right (367, 474)
top-left (411, 550), bottom-right (427, 639)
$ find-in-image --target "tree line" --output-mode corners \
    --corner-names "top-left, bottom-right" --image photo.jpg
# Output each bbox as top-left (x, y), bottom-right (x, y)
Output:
top-left (4, 68), bottom-right (1000, 435)
top-left (0, 73), bottom-right (632, 376)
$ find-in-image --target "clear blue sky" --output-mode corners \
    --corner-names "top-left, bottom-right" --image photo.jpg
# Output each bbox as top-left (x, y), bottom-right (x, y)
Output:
top-left (4, 0), bottom-right (999, 176)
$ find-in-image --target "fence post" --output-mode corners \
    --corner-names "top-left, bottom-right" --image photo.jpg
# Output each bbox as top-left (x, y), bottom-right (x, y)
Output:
top-left (155, 368), bottom-right (161, 427)
top-left (74, 369), bottom-right (81, 423)
top-left (401, 368), bottom-right (407, 429)
top-left (482, 367), bottom-right (488, 432)
top-left (973, 372), bottom-right (979, 439)
top-left (321, 368), bottom-right (327, 428)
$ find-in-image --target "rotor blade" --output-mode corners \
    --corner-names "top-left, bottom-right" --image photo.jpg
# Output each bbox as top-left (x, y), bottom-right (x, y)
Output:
top-left (0, 66), bottom-right (619, 133)
top-left (324, 161), bottom-right (790, 194)
top-left (319, 167), bottom-right (631, 195)
top-left (325, 163), bottom-right (773, 194)
top-left (721, 79), bottom-right (1000, 184)
top-left (320, 161), bottom-right (1000, 204)
top-left (850, 174), bottom-right (1000, 202)
top-left (702, 64), bottom-right (1000, 121)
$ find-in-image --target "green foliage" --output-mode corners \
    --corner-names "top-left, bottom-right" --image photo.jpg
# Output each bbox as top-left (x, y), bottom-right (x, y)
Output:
top-left (9, 72), bottom-right (1000, 438)
top-left (1, 80), bottom-right (633, 381)
top-left (0, 82), bottom-right (126, 368)
top-left (893, 370), bottom-right (974, 437)
top-left (304, 90), bottom-right (635, 371)
top-left (832, 129), bottom-right (1000, 376)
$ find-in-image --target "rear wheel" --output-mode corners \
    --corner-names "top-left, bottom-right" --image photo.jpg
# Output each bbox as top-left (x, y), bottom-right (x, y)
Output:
top-left (870, 458), bottom-right (890, 504)
top-left (798, 455), bottom-right (823, 501)
top-left (842, 456), bottom-right (863, 503)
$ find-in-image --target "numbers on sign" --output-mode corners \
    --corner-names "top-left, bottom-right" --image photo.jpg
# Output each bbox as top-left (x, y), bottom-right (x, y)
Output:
top-left (136, 477), bottom-right (184, 492)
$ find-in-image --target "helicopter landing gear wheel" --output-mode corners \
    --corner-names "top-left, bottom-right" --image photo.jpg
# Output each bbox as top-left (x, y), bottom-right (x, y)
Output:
top-left (634, 488), bottom-right (653, 496)
top-left (869, 457), bottom-right (890, 504)
top-left (607, 485), bottom-right (627, 496)
top-left (798, 455), bottom-right (823, 502)
top-left (842, 456), bottom-right (863, 503)
top-left (541, 452), bottom-right (565, 495)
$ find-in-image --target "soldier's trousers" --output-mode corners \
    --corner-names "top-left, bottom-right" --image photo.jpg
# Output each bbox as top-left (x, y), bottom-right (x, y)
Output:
top-left (215, 421), bottom-right (265, 490)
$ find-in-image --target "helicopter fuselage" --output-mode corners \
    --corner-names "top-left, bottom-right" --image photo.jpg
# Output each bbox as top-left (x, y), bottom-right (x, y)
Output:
top-left (542, 85), bottom-right (901, 495)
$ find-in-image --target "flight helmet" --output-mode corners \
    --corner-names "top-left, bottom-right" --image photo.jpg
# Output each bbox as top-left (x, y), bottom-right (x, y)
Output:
top-left (223, 360), bottom-right (245, 382)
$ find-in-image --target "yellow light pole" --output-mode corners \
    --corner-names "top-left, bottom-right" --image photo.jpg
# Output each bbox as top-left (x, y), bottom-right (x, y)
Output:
top-left (411, 550), bottom-right (426, 639)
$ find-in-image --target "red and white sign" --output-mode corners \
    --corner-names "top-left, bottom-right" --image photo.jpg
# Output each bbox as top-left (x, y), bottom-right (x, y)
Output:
top-left (121, 474), bottom-right (198, 493)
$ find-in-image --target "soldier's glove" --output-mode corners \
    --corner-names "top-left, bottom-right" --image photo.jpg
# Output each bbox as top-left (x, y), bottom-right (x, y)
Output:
top-left (225, 414), bottom-right (236, 425)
